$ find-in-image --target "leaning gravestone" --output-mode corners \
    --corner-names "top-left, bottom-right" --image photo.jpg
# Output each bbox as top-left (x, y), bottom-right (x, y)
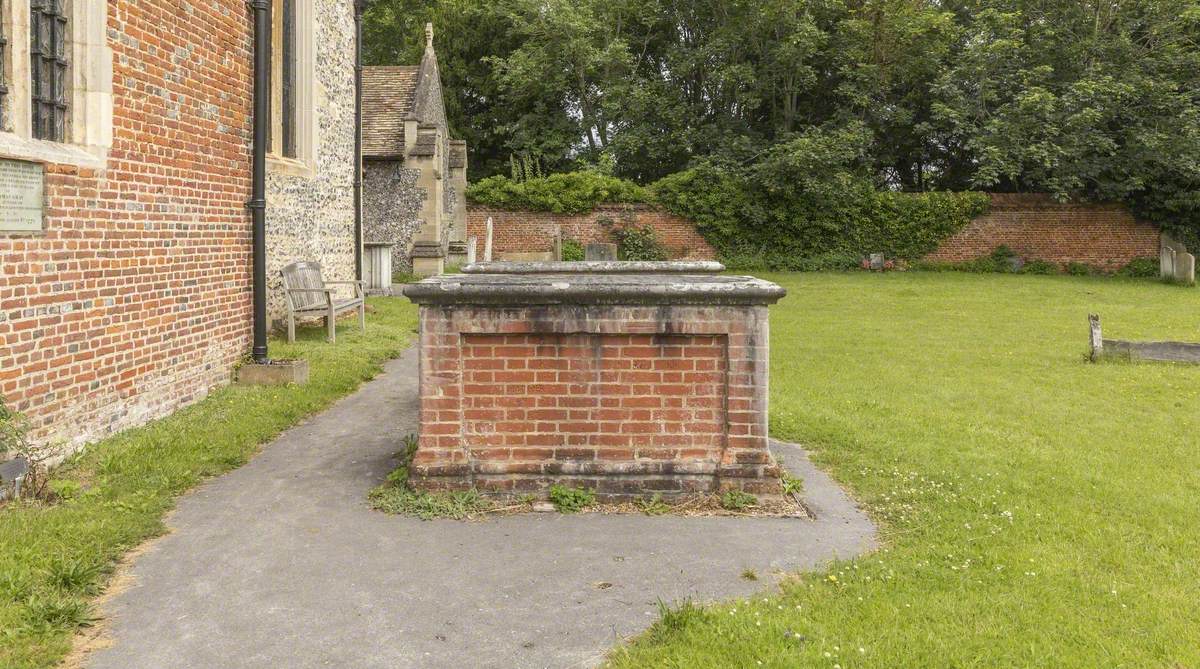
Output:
top-left (1160, 245), bottom-right (1176, 279)
top-left (585, 242), bottom-right (618, 261)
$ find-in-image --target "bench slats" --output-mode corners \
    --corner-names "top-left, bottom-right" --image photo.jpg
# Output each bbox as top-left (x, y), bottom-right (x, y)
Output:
top-left (280, 261), bottom-right (366, 343)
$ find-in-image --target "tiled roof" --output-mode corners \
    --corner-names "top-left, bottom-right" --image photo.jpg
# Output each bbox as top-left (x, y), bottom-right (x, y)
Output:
top-left (362, 66), bottom-right (419, 158)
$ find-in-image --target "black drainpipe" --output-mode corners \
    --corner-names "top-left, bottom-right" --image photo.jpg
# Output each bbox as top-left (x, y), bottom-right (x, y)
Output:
top-left (248, 0), bottom-right (271, 363)
top-left (353, 1), bottom-right (368, 280)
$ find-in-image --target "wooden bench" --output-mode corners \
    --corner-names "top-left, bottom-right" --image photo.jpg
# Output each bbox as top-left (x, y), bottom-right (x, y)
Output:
top-left (281, 261), bottom-right (365, 343)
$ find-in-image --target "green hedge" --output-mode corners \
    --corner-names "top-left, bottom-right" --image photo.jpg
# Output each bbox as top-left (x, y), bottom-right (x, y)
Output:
top-left (465, 172), bottom-right (651, 214)
top-left (654, 165), bottom-right (990, 270)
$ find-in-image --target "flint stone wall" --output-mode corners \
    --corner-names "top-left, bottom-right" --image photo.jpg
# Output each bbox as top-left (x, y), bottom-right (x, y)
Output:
top-left (363, 161), bottom-right (425, 272)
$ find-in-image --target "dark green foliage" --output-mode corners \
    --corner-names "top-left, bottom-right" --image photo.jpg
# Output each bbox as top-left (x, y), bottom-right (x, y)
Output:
top-left (465, 172), bottom-right (650, 214)
top-left (607, 223), bottom-right (668, 261)
top-left (1116, 258), bottom-right (1160, 279)
top-left (1066, 262), bottom-right (1097, 276)
top-left (547, 484), bottom-right (595, 513)
top-left (1021, 260), bottom-right (1059, 276)
top-left (367, 0), bottom-right (1200, 242)
top-left (560, 239), bottom-right (584, 262)
top-left (653, 158), bottom-right (989, 270)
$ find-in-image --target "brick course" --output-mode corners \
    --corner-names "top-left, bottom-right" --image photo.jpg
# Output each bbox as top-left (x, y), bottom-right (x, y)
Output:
top-left (924, 193), bottom-right (1160, 269)
top-left (466, 204), bottom-right (717, 260)
top-left (410, 303), bottom-right (781, 499)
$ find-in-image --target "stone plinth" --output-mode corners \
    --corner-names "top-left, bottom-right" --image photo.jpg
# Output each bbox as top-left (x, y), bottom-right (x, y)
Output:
top-left (402, 264), bottom-right (787, 500)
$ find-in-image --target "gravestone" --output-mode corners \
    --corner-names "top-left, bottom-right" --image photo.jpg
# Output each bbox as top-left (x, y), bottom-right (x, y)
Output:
top-left (1176, 251), bottom-right (1196, 285)
top-left (869, 253), bottom-right (885, 271)
top-left (585, 242), bottom-right (618, 261)
top-left (466, 236), bottom-right (477, 265)
top-left (1160, 245), bottom-right (1176, 279)
top-left (0, 456), bottom-right (29, 501)
top-left (484, 217), bottom-right (494, 262)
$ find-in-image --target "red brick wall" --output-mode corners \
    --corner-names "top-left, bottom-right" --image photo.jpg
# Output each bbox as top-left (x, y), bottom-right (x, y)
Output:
top-left (925, 194), bottom-right (1160, 269)
top-left (0, 1), bottom-right (253, 449)
top-left (411, 304), bottom-right (780, 499)
top-left (466, 204), bottom-right (717, 260)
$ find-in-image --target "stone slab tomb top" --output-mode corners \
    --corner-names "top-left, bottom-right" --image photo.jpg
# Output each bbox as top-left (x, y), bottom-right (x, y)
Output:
top-left (462, 260), bottom-right (726, 275)
top-left (405, 262), bottom-right (784, 307)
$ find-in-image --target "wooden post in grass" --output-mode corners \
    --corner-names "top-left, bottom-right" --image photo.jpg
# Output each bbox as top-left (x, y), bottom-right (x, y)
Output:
top-left (1088, 314), bottom-right (1104, 362)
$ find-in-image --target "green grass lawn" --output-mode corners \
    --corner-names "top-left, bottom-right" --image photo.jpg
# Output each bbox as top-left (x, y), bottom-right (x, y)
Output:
top-left (610, 272), bottom-right (1200, 668)
top-left (0, 298), bottom-right (417, 669)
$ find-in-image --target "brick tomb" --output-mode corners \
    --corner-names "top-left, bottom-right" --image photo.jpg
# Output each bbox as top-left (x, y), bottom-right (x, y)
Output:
top-left (402, 261), bottom-right (788, 500)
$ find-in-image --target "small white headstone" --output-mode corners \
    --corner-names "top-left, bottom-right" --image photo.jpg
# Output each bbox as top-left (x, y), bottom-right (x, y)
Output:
top-left (466, 236), bottom-right (477, 265)
top-left (484, 217), bottom-right (494, 262)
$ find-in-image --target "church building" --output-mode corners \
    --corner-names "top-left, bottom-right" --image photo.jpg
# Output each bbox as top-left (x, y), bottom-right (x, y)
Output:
top-left (361, 24), bottom-right (468, 276)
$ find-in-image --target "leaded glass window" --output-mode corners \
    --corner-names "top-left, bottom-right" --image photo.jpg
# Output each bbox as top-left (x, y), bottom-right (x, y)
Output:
top-left (280, 0), bottom-right (297, 158)
top-left (30, 0), bottom-right (69, 142)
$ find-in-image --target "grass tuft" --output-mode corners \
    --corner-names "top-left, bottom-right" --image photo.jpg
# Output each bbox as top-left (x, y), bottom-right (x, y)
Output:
top-left (368, 433), bottom-right (495, 520)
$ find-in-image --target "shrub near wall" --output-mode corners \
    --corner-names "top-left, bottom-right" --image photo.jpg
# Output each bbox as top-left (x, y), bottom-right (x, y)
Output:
top-left (466, 172), bottom-right (651, 214)
top-left (654, 165), bottom-right (990, 270)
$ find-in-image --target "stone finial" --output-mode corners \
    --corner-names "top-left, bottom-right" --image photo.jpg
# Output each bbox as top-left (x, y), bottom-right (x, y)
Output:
top-left (425, 22), bottom-right (434, 49)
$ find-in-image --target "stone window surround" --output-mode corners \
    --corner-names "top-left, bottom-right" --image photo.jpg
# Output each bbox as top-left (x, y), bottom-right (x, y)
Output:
top-left (267, 0), bottom-right (316, 179)
top-left (0, 0), bottom-right (111, 170)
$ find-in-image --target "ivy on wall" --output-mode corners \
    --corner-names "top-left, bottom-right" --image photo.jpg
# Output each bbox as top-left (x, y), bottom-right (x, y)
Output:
top-left (466, 172), bottom-right (651, 214)
top-left (468, 167), bottom-right (989, 270)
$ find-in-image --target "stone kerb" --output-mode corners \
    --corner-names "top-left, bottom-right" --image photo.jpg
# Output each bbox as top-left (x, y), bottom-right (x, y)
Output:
top-left (402, 263), bottom-right (787, 500)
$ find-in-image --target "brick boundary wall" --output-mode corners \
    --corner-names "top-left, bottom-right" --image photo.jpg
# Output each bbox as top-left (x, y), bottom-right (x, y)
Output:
top-left (0, 1), bottom-right (254, 449)
top-left (409, 303), bottom-right (781, 499)
top-left (471, 195), bottom-right (1160, 270)
top-left (466, 204), bottom-right (717, 260)
top-left (924, 193), bottom-right (1160, 269)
